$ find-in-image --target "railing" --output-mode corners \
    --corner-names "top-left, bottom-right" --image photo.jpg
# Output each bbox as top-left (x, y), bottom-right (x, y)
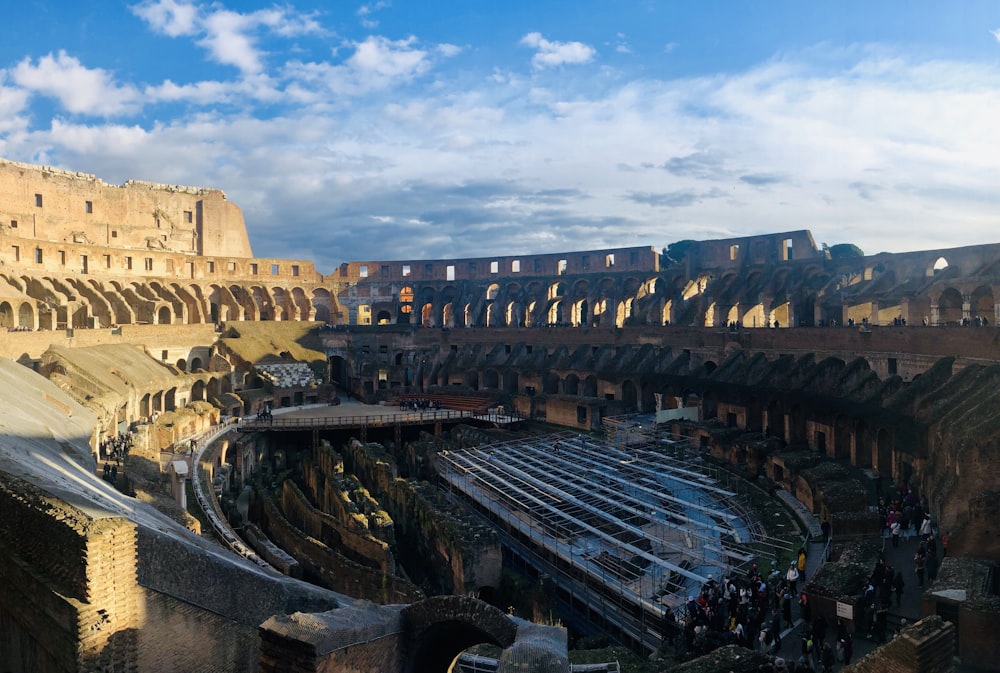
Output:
top-left (237, 408), bottom-right (477, 430)
top-left (189, 421), bottom-right (274, 570)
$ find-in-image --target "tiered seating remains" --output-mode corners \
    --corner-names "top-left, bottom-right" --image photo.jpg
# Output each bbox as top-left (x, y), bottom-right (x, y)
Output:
top-left (256, 362), bottom-right (318, 389)
top-left (391, 393), bottom-right (493, 412)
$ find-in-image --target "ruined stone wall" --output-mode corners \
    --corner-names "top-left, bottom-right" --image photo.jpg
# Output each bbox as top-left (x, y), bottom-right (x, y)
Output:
top-left (845, 616), bottom-right (955, 673)
top-left (336, 245), bottom-right (659, 282)
top-left (0, 322), bottom-right (217, 361)
top-left (134, 524), bottom-right (340, 629)
top-left (0, 472), bottom-right (140, 673)
top-left (0, 158), bottom-right (252, 258)
top-left (259, 607), bottom-right (406, 673)
top-left (259, 495), bottom-right (422, 604)
top-left (137, 590), bottom-right (259, 673)
top-left (280, 478), bottom-right (395, 573)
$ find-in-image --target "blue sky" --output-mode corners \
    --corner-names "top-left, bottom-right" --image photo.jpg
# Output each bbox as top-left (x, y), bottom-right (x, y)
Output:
top-left (2, 1), bottom-right (999, 272)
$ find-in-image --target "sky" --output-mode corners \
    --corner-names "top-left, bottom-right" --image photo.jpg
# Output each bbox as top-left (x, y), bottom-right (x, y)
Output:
top-left (1, 1), bottom-right (1000, 273)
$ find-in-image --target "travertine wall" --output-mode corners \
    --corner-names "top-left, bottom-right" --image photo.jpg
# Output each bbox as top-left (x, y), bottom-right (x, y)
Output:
top-left (0, 158), bottom-right (252, 258)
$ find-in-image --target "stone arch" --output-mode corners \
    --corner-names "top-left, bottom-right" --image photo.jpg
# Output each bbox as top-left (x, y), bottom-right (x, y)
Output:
top-left (543, 372), bottom-right (560, 394)
top-left (311, 288), bottom-right (333, 324)
top-left (615, 298), bottom-right (633, 327)
top-left (570, 298), bottom-right (588, 327)
top-left (328, 355), bottom-right (348, 388)
top-left (157, 305), bottom-right (172, 325)
top-left (398, 286), bottom-right (414, 324)
top-left (503, 301), bottom-right (518, 327)
top-left (936, 287), bottom-right (963, 326)
top-left (401, 596), bottom-right (517, 673)
top-left (547, 299), bottom-right (563, 326)
top-left (376, 310), bottom-right (393, 325)
top-left (621, 379), bottom-right (638, 411)
top-left (834, 415), bottom-right (853, 460)
top-left (191, 379), bottom-right (206, 402)
top-left (928, 256), bottom-right (949, 277)
top-left (421, 303), bottom-right (434, 327)
top-left (18, 301), bottom-right (35, 329)
top-left (563, 374), bottom-right (579, 395)
top-left (486, 283), bottom-right (500, 301)
top-left (190, 356), bottom-right (204, 372)
top-left (970, 284), bottom-right (994, 323)
top-left (502, 370), bottom-right (519, 394)
top-left (465, 371), bottom-right (479, 390)
top-left (875, 427), bottom-right (892, 477)
top-left (0, 301), bottom-right (13, 328)
top-left (582, 375), bottom-right (598, 397)
top-left (483, 369), bottom-right (499, 390)
top-left (176, 358), bottom-right (187, 371)
top-left (547, 281), bottom-right (566, 301)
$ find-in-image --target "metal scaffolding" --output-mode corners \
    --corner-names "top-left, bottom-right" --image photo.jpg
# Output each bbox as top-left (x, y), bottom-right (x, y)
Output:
top-left (438, 430), bottom-right (786, 653)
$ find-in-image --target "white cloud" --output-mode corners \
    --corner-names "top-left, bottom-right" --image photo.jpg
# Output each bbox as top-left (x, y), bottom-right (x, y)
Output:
top-left (132, 1), bottom-right (322, 75)
top-left (11, 51), bottom-right (139, 116)
top-left (520, 32), bottom-right (596, 69)
top-left (284, 36), bottom-right (432, 99)
top-left (0, 75), bottom-right (31, 136)
top-left (357, 1), bottom-right (389, 29)
top-left (131, 0), bottom-right (198, 37)
top-left (992, 28), bottom-right (1000, 42)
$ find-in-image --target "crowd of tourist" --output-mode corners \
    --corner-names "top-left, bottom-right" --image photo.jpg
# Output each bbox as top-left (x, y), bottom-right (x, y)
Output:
top-left (100, 430), bottom-right (133, 464)
top-left (658, 545), bottom-right (853, 672)
top-left (399, 397), bottom-right (441, 411)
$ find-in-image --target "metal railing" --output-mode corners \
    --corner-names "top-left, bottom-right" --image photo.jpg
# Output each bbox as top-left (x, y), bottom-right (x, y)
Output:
top-left (237, 408), bottom-right (527, 431)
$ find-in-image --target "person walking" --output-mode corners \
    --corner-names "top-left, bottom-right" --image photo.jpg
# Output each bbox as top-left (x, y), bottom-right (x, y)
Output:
top-left (915, 550), bottom-right (926, 588)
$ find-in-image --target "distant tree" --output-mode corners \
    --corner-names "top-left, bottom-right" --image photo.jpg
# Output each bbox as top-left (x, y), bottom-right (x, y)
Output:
top-left (662, 240), bottom-right (697, 265)
top-left (827, 243), bottom-right (864, 259)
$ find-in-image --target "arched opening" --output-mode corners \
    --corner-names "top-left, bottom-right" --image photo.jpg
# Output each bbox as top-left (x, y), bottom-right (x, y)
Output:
top-left (376, 310), bottom-right (392, 325)
top-left (928, 256), bottom-right (949, 277)
top-left (571, 299), bottom-right (589, 327)
top-left (482, 369), bottom-right (499, 389)
top-left (486, 283), bottom-right (500, 301)
top-left (18, 302), bottom-right (34, 329)
top-left (191, 380), bottom-right (206, 402)
top-left (465, 371), bottom-right (479, 390)
top-left (937, 288), bottom-right (963, 326)
top-left (834, 416), bottom-right (853, 460)
top-left (582, 375), bottom-right (598, 397)
top-left (156, 306), bottom-right (172, 326)
top-left (621, 380), bottom-right (638, 411)
top-left (176, 358), bottom-right (187, 371)
top-left (970, 284), bottom-right (994, 325)
top-left (543, 372), bottom-right (560, 394)
top-left (564, 374), bottom-right (579, 395)
top-left (190, 357), bottom-right (203, 372)
top-left (0, 301), bottom-right (13, 328)
top-left (503, 370), bottom-right (519, 394)
top-left (398, 286), bottom-right (414, 324)
top-left (876, 427), bottom-right (892, 478)
top-left (421, 303), bottom-right (434, 327)
top-left (328, 355), bottom-right (348, 389)
top-left (547, 300), bottom-right (563, 326)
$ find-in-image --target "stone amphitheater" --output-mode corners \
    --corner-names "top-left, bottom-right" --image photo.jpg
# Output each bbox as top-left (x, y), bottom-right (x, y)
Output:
top-left (0, 156), bottom-right (997, 672)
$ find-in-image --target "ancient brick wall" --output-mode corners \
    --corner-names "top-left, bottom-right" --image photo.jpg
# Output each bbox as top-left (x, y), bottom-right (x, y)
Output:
top-left (845, 615), bottom-right (954, 673)
top-left (259, 495), bottom-right (422, 604)
top-left (259, 606), bottom-right (406, 673)
top-left (134, 524), bottom-right (340, 628)
top-left (0, 473), bottom-right (140, 673)
top-left (137, 591), bottom-right (259, 673)
top-left (280, 478), bottom-right (395, 573)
